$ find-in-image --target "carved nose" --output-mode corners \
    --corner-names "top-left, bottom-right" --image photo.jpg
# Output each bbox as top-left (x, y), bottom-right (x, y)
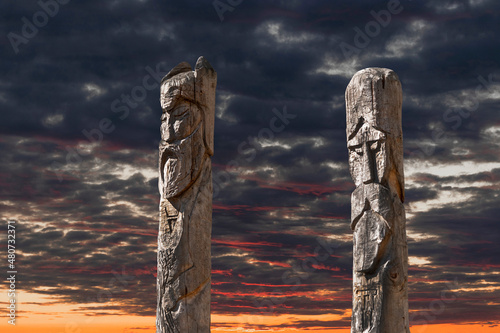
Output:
top-left (161, 115), bottom-right (176, 143)
top-left (362, 142), bottom-right (375, 184)
top-left (164, 128), bottom-right (176, 143)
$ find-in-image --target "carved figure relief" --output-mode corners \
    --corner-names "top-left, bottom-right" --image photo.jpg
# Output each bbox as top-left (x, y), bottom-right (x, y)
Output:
top-left (346, 68), bottom-right (410, 333)
top-left (156, 57), bottom-right (216, 333)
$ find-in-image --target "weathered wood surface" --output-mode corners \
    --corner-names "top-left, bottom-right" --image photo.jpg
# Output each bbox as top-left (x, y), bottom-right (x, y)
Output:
top-left (156, 56), bottom-right (216, 333)
top-left (346, 68), bottom-right (410, 333)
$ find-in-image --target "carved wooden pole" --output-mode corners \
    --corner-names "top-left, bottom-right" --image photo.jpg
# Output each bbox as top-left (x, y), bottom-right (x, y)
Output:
top-left (156, 56), bottom-right (216, 332)
top-left (345, 68), bottom-right (410, 333)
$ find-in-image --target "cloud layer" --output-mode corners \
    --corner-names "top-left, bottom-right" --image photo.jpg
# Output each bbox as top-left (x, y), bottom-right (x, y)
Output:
top-left (1, 0), bottom-right (499, 330)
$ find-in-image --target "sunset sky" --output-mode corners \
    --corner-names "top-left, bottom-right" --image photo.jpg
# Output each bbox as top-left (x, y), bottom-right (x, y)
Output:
top-left (1, 0), bottom-right (500, 332)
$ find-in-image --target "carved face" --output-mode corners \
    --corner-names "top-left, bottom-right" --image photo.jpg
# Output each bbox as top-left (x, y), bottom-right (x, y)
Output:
top-left (159, 74), bottom-right (206, 199)
top-left (347, 122), bottom-right (388, 187)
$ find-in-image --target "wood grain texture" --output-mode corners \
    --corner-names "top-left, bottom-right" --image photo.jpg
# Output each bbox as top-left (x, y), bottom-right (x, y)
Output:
top-left (156, 56), bottom-right (216, 333)
top-left (346, 68), bottom-right (410, 333)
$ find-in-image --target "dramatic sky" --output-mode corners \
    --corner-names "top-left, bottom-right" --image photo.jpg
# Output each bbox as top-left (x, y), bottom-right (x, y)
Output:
top-left (1, 0), bottom-right (500, 332)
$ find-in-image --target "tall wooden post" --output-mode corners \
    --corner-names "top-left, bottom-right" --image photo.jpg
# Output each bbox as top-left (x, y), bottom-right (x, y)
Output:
top-left (156, 56), bottom-right (216, 333)
top-left (346, 68), bottom-right (410, 333)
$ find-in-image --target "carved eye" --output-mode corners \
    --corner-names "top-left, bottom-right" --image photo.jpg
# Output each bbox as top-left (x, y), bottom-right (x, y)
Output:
top-left (172, 106), bottom-right (189, 118)
top-left (369, 141), bottom-right (379, 150)
top-left (166, 86), bottom-right (179, 97)
top-left (349, 145), bottom-right (363, 156)
top-left (370, 140), bottom-right (384, 151)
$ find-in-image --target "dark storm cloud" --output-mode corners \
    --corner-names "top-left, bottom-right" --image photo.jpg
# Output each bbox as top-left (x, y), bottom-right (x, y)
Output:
top-left (402, 168), bottom-right (500, 324)
top-left (1, 0), bottom-right (499, 328)
top-left (0, 134), bottom-right (158, 315)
